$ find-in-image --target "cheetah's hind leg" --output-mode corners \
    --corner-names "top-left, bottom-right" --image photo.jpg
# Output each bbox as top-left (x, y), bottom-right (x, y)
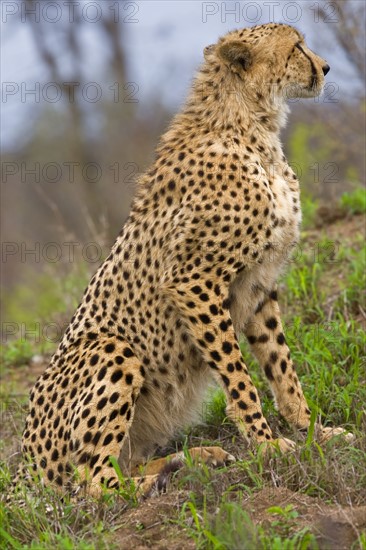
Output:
top-left (68, 342), bottom-right (147, 499)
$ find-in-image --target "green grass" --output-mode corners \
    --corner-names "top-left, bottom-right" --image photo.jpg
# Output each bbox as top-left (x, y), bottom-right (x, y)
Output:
top-left (301, 196), bottom-right (319, 229)
top-left (0, 476), bottom-right (111, 549)
top-left (203, 387), bottom-right (227, 427)
top-left (340, 188), bottom-right (366, 215)
top-left (2, 265), bottom-right (90, 356)
top-left (1, 339), bottom-right (34, 369)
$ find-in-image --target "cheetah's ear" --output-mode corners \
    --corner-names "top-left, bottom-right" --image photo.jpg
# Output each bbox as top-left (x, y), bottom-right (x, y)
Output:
top-left (217, 41), bottom-right (253, 71)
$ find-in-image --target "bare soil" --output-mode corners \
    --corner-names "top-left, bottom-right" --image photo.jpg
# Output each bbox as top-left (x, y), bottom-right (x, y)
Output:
top-left (108, 486), bottom-right (366, 549)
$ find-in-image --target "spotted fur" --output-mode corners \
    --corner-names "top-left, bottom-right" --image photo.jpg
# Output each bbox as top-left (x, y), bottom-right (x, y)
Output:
top-left (19, 24), bottom-right (346, 497)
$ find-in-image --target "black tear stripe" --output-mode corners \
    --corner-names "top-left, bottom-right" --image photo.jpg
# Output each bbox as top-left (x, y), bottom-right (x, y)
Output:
top-left (295, 43), bottom-right (317, 90)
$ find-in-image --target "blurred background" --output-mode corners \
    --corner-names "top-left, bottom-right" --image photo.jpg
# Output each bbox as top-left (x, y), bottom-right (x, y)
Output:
top-left (1, 0), bottom-right (365, 351)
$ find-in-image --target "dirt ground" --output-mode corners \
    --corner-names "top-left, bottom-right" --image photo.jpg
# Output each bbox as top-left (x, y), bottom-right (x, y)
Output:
top-left (110, 486), bottom-right (366, 549)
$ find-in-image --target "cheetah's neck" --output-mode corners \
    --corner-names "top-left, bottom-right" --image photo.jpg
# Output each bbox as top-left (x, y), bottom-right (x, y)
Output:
top-left (179, 63), bottom-right (288, 139)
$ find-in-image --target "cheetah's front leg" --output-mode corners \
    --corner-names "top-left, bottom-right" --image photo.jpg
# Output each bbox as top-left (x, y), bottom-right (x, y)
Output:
top-left (244, 289), bottom-right (311, 429)
top-left (244, 289), bottom-right (353, 443)
top-left (165, 279), bottom-right (293, 451)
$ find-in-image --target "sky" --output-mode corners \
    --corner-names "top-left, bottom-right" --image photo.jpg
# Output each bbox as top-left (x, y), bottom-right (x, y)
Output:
top-left (1, 0), bottom-right (362, 152)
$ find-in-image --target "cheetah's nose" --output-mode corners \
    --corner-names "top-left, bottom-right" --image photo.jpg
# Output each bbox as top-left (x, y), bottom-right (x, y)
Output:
top-left (322, 64), bottom-right (330, 76)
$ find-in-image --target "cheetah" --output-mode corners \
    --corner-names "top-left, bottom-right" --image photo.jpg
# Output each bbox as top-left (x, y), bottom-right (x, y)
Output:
top-left (19, 23), bottom-right (352, 498)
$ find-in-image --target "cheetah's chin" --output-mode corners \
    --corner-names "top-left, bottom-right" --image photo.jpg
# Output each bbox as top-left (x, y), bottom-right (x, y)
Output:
top-left (296, 85), bottom-right (324, 99)
top-left (304, 78), bottom-right (325, 98)
top-left (283, 83), bottom-right (323, 101)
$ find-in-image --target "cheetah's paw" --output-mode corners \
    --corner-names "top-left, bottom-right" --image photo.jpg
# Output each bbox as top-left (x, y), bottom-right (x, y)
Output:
top-left (260, 437), bottom-right (296, 455)
top-left (315, 425), bottom-right (355, 445)
top-left (180, 446), bottom-right (236, 467)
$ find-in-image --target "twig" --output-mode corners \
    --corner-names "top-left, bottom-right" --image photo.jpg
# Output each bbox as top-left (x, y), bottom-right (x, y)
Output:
top-left (358, 304), bottom-right (366, 321)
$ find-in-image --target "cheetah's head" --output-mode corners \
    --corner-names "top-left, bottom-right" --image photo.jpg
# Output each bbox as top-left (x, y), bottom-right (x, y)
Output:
top-left (205, 23), bottom-right (329, 101)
